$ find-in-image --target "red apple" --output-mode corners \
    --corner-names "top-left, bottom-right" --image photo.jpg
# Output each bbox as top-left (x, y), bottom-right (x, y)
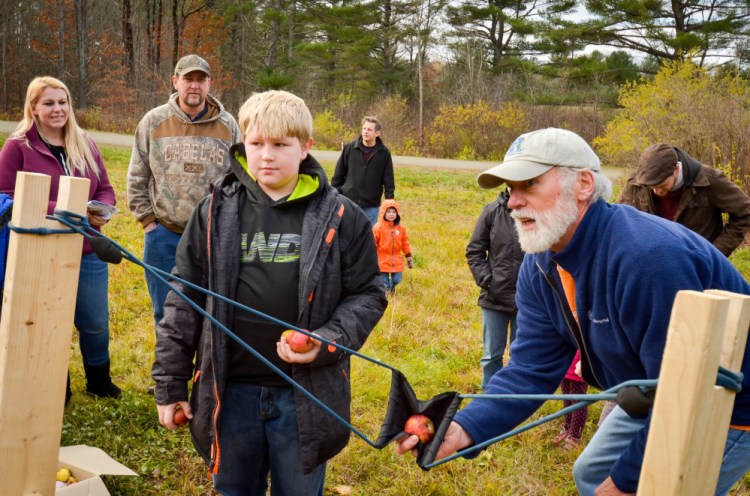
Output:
top-left (281, 329), bottom-right (314, 354)
top-left (404, 413), bottom-right (435, 444)
top-left (174, 407), bottom-right (188, 426)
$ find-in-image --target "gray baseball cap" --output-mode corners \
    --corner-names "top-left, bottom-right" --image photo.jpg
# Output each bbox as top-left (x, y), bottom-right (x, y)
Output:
top-left (174, 54), bottom-right (210, 77)
top-left (477, 128), bottom-right (600, 189)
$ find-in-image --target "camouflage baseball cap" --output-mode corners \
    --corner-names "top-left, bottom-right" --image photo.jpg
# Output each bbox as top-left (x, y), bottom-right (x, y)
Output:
top-left (174, 54), bottom-right (211, 77)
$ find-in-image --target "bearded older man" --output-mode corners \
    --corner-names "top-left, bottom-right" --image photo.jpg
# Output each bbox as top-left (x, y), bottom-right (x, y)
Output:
top-left (396, 128), bottom-right (750, 495)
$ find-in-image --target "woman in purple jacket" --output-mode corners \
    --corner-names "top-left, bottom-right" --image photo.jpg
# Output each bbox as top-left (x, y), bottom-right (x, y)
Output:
top-left (0, 76), bottom-right (121, 403)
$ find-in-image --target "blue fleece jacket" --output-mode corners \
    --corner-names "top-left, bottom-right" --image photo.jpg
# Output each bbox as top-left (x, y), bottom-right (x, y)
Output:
top-left (454, 199), bottom-right (750, 492)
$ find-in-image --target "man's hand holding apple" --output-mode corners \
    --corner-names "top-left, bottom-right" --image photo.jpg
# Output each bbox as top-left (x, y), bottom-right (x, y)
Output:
top-left (157, 401), bottom-right (192, 429)
top-left (395, 420), bottom-right (474, 460)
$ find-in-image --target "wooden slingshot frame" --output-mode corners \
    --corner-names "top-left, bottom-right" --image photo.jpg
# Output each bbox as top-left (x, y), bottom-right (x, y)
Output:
top-left (639, 289), bottom-right (750, 495)
top-left (0, 172), bottom-right (89, 495)
top-left (0, 172), bottom-right (748, 494)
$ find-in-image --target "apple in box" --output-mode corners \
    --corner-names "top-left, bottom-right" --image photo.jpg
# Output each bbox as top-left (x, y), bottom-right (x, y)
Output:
top-left (404, 414), bottom-right (435, 444)
top-left (281, 329), bottom-right (313, 354)
top-left (56, 445), bottom-right (137, 495)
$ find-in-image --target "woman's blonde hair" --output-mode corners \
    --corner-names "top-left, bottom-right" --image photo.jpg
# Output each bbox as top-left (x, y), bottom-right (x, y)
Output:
top-left (14, 76), bottom-right (99, 177)
top-left (238, 90), bottom-right (312, 143)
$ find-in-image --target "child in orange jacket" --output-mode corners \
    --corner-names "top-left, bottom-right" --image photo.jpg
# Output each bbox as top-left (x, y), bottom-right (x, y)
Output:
top-left (372, 199), bottom-right (413, 295)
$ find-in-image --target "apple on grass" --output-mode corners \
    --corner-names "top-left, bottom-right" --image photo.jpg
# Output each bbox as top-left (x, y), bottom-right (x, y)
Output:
top-left (281, 329), bottom-right (314, 354)
top-left (404, 413), bottom-right (435, 444)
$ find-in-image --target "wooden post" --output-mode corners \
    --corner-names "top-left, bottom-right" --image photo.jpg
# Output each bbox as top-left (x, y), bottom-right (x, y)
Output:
top-left (638, 290), bottom-right (750, 495)
top-left (0, 173), bottom-right (90, 495)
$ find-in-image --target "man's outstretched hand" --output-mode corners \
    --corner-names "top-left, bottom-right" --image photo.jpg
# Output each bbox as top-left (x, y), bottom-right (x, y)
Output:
top-left (395, 420), bottom-right (473, 461)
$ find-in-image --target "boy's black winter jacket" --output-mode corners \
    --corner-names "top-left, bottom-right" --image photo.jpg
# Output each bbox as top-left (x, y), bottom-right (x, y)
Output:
top-left (153, 145), bottom-right (387, 474)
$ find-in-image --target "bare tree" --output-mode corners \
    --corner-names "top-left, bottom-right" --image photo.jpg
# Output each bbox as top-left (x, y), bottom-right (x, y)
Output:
top-left (57, 0), bottom-right (66, 79)
top-left (74, 0), bottom-right (88, 108)
top-left (122, 0), bottom-right (134, 84)
top-left (171, 0), bottom-right (211, 68)
top-left (1, 0), bottom-right (7, 111)
top-left (406, 0), bottom-right (446, 149)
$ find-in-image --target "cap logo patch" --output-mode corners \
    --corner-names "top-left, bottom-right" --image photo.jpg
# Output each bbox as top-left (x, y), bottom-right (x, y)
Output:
top-left (506, 136), bottom-right (525, 156)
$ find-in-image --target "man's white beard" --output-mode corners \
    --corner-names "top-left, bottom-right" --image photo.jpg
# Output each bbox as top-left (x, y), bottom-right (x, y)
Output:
top-left (511, 190), bottom-right (579, 253)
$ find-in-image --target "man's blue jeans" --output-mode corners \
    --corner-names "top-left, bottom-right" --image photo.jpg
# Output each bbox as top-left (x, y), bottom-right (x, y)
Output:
top-left (143, 224), bottom-right (181, 325)
top-left (573, 405), bottom-right (750, 495)
top-left (362, 206), bottom-right (380, 227)
top-left (74, 254), bottom-right (110, 366)
top-left (480, 307), bottom-right (517, 389)
top-left (212, 383), bottom-right (326, 496)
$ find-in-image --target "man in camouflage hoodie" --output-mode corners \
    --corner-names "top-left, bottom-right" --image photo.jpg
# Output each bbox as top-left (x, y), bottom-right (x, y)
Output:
top-left (127, 54), bottom-right (241, 330)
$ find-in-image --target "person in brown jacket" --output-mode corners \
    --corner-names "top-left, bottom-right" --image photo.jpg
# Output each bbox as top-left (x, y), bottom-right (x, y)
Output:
top-left (617, 143), bottom-right (750, 256)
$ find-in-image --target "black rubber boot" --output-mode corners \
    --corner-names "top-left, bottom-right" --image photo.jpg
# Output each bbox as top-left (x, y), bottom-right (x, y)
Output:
top-left (65, 371), bottom-right (72, 406)
top-left (84, 360), bottom-right (122, 398)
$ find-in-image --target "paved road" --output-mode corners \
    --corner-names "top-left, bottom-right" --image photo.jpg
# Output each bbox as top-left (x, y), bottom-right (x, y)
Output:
top-left (0, 120), bottom-right (624, 179)
top-left (0, 120), bottom-right (492, 171)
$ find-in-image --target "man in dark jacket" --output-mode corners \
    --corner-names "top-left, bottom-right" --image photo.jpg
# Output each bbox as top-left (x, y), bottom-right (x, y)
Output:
top-left (617, 143), bottom-right (750, 256)
top-left (466, 189), bottom-right (524, 389)
top-left (332, 116), bottom-right (395, 226)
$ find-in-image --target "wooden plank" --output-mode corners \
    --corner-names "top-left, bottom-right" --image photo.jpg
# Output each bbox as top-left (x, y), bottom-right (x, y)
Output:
top-left (0, 173), bottom-right (90, 495)
top-left (691, 290), bottom-right (750, 495)
top-left (638, 290), bottom-right (730, 495)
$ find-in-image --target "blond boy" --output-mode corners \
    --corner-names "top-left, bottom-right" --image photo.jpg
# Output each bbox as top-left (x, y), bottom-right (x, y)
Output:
top-left (153, 90), bottom-right (386, 495)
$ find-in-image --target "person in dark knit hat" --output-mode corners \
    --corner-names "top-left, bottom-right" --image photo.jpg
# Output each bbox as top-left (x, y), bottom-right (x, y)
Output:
top-left (617, 143), bottom-right (750, 256)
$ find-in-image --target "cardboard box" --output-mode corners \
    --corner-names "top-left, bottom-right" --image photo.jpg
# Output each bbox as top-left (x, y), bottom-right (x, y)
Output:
top-left (56, 445), bottom-right (137, 495)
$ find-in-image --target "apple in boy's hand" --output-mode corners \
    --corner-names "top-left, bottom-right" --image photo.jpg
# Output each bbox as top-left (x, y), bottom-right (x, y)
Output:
top-left (281, 329), bottom-right (314, 354)
top-left (174, 407), bottom-right (188, 426)
top-left (404, 414), bottom-right (435, 444)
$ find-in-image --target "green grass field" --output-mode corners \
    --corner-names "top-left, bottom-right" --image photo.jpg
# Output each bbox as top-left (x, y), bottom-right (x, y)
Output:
top-left (12, 142), bottom-right (750, 495)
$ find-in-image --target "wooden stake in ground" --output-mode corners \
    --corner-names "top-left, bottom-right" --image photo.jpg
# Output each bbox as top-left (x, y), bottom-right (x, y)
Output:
top-left (639, 289), bottom-right (750, 495)
top-left (0, 172), bottom-right (90, 495)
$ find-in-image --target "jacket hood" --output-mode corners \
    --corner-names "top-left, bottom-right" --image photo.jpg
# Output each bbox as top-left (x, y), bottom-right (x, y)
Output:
top-left (496, 189), bottom-right (511, 211)
top-left (227, 143), bottom-right (327, 206)
top-left (167, 92), bottom-right (226, 125)
top-left (377, 198), bottom-right (401, 225)
top-left (673, 147), bottom-right (703, 186)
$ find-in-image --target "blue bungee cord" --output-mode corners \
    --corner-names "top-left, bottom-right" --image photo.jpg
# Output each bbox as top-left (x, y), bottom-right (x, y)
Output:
top-left (37, 209), bottom-right (399, 448)
top-left (12, 209), bottom-right (745, 462)
top-left (425, 379), bottom-right (658, 469)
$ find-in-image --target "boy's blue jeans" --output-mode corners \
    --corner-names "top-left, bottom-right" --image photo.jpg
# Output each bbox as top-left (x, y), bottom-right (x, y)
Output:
top-left (212, 382), bottom-right (326, 496)
top-left (381, 272), bottom-right (402, 292)
top-left (74, 254), bottom-right (110, 366)
top-left (573, 405), bottom-right (750, 495)
top-left (143, 224), bottom-right (181, 325)
top-left (479, 308), bottom-right (517, 389)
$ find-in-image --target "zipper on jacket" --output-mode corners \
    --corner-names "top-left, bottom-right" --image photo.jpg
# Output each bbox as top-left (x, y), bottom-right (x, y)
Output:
top-left (207, 191), bottom-right (222, 475)
top-left (390, 229), bottom-right (396, 270)
top-left (299, 199), bottom-right (342, 322)
top-left (59, 153), bottom-right (70, 176)
top-left (536, 260), bottom-right (604, 390)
